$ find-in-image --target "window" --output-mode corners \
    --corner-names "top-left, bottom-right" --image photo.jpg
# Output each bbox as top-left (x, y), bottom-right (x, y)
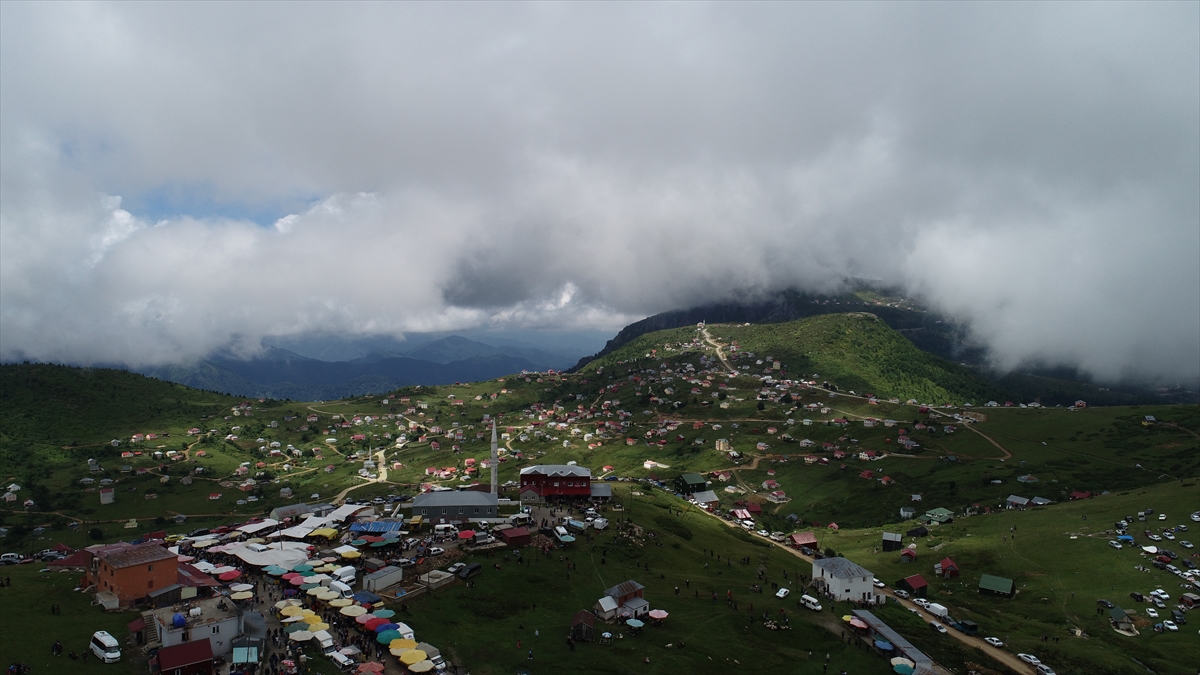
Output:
top-left (474, 508), bottom-right (479, 514)
top-left (441, 508), bottom-right (446, 515)
top-left (148, 565), bottom-right (154, 571)
top-left (212, 625), bottom-right (220, 634)
top-left (458, 508), bottom-right (463, 514)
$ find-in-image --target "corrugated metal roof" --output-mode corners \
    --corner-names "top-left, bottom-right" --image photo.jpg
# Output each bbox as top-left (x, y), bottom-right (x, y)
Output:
top-left (813, 556), bottom-right (874, 580)
top-left (412, 492), bottom-right (498, 508)
top-left (520, 464), bottom-right (591, 477)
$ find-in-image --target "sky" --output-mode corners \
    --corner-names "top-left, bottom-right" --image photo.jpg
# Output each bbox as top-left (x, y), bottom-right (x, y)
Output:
top-left (1, 2), bottom-right (1197, 384)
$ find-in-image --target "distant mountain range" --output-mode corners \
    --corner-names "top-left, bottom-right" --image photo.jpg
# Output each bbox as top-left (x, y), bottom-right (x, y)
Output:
top-left (137, 335), bottom-right (580, 400)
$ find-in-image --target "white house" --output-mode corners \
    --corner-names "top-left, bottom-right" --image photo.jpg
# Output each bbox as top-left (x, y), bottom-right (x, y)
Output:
top-left (147, 596), bottom-right (243, 657)
top-left (811, 557), bottom-right (883, 605)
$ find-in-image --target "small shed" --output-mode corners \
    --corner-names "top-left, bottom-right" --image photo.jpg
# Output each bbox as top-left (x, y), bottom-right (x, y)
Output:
top-left (900, 548), bottom-right (917, 563)
top-left (897, 574), bottom-right (928, 598)
top-left (906, 526), bottom-right (929, 538)
top-left (569, 610), bottom-right (595, 642)
top-left (594, 595), bottom-right (619, 621)
top-left (881, 532), bottom-right (903, 552)
top-left (498, 527), bottom-right (531, 547)
top-left (157, 639), bottom-right (214, 675)
top-left (1109, 607), bottom-right (1134, 633)
top-left (935, 557), bottom-right (959, 579)
top-left (978, 574), bottom-right (1015, 598)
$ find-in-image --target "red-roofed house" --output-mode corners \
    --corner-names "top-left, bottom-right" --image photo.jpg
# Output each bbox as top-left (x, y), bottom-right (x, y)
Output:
top-left (156, 638), bottom-right (214, 675)
top-left (935, 557), bottom-right (959, 579)
top-left (898, 574), bottom-right (928, 598)
top-left (859, 470), bottom-right (874, 480)
top-left (900, 548), bottom-right (918, 563)
top-left (789, 532), bottom-right (818, 549)
top-left (1069, 491), bottom-right (1091, 500)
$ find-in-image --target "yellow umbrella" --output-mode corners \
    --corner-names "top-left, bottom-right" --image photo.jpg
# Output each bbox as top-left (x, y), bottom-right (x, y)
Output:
top-left (307, 586), bottom-right (325, 596)
top-left (318, 591), bottom-right (340, 602)
top-left (399, 649), bottom-right (427, 665)
top-left (329, 598), bottom-right (352, 607)
top-left (340, 550), bottom-right (361, 559)
top-left (408, 661), bottom-right (434, 673)
top-left (230, 591), bottom-right (254, 600)
top-left (308, 622), bottom-right (330, 632)
top-left (842, 615), bottom-right (853, 622)
top-left (275, 599), bottom-right (303, 609)
top-left (301, 610), bottom-right (319, 618)
top-left (280, 606), bottom-right (305, 617)
top-left (340, 605), bottom-right (367, 617)
top-left (389, 639), bottom-right (418, 650)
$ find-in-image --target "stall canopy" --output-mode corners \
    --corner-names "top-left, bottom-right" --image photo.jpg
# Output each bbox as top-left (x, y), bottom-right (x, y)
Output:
top-left (237, 519), bottom-right (279, 535)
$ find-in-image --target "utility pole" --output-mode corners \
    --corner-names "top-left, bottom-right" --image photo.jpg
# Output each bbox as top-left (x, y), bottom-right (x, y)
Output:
top-left (490, 420), bottom-right (498, 496)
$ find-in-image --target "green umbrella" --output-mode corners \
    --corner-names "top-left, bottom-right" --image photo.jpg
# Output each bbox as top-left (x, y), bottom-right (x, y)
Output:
top-left (300, 583), bottom-right (319, 590)
top-left (370, 540), bottom-right (390, 548)
top-left (285, 622), bottom-right (311, 633)
top-left (351, 539), bottom-right (368, 546)
top-left (372, 609), bottom-right (395, 619)
top-left (376, 630), bottom-right (402, 644)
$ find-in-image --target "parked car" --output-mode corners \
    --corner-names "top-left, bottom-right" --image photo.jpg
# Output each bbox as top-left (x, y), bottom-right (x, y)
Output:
top-left (1108, 540), bottom-right (1122, 549)
top-left (1130, 592), bottom-right (1144, 602)
top-left (447, 563), bottom-right (465, 575)
top-left (893, 590), bottom-right (910, 599)
top-left (1035, 665), bottom-right (1057, 675)
top-left (1146, 608), bottom-right (1159, 619)
top-left (1162, 620), bottom-right (1178, 631)
top-left (428, 547), bottom-right (445, 556)
top-left (930, 622), bottom-right (947, 634)
top-left (1096, 599), bottom-right (1114, 609)
top-left (873, 578), bottom-right (886, 588)
top-left (775, 588), bottom-right (790, 598)
top-left (1181, 541), bottom-right (1194, 549)
top-left (1017, 653), bottom-right (1042, 665)
top-left (913, 598), bottom-right (931, 609)
top-left (983, 637), bottom-right (1004, 648)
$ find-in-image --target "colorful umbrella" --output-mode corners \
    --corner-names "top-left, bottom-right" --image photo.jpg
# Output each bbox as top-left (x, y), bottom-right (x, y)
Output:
top-left (350, 539), bottom-right (369, 546)
top-left (373, 623), bottom-right (399, 633)
top-left (275, 599), bottom-right (302, 609)
top-left (407, 661), bottom-right (434, 673)
top-left (398, 649), bottom-right (427, 665)
top-left (218, 570), bottom-right (242, 582)
top-left (626, 619), bottom-right (644, 628)
top-left (300, 583), bottom-right (320, 590)
top-left (389, 638), bottom-right (417, 650)
top-left (340, 550), bottom-right (361, 559)
top-left (340, 605), bottom-right (367, 617)
top-left (230, 591), bottom-right (254, 600)
top-left (280, 605), bottom-right (305, 617)
top-left (457, 530), bottom-right (476, 540)
top-left (370, 540), bottom-right (391, 547)
top-left (355, 613), bottom-right (378, 625)
top-left (648, 610), bottom-right (668, 619)
top-left (357, 663), bottom-right (386, 674)
top-left (288, 630), bottom-right (314, 642)
top-left (281, 616), bottom-right (308, 623)
top-left (376, 630), bottom-right (403, 645)
top-left (289, 576), bottom-right (307, 586)
top-left (329, 598), bottom-right (352, 607)
top-left (893, 666), bottom-right (914, 675)
top-left (308, 622), bottom-right (330, 632)
top-left (363, 617), bottom-right (388, 631)
top-left (373, 609), bottom-right (395, 619)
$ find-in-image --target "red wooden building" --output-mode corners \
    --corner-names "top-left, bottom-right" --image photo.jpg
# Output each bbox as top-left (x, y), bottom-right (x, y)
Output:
top-left (519, 465), bottom-right (592, 499)
top-left (157, 639), bottom-right (214, 675)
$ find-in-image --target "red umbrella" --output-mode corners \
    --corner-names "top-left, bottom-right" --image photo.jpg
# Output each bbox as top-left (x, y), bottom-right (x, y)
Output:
top-left (363, 617), bottom-right (388, 631)
top-left (289, 576), bottom-right (307, 586)
top-left (355, 613), bottom-right (378, 625)
top-left (457, 531), bottom-right (476, 540)
top-left (282, 573), bottom-right (301, 581)
top-left (219, 570), bottom-right (242, 582)
top-left (357, 663), bottom-right (385, 674)
top-left (361, 535), bottom-right (384, 543)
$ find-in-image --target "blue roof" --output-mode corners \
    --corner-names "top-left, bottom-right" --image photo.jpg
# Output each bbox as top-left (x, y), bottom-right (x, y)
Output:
top-left (350, 521), bottom-right (406, 533)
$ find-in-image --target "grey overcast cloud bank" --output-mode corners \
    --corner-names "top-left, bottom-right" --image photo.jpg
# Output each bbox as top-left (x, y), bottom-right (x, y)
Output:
top-left (1, 2), bottom-right (1197, 383)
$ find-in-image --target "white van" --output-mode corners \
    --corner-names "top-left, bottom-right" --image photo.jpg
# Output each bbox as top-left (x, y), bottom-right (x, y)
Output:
top-left (434, 524), bottom-right (458, 537)
top-left (90, 630), bottom-right (121, 663)
top-left (800, 595), bottom-right (823, 611)
top-left (328, 580), bottom-right (353, 599)
top-left (332, 566), bottom-right (356, 584)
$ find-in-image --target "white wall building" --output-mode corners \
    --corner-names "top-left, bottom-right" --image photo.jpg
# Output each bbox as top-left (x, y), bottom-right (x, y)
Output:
top-left (811, 557), bottom-right (883, 605)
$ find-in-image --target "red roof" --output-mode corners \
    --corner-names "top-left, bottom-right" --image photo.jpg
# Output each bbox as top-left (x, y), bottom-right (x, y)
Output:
top-left (157, 639), bottom-right (213, 670)
top-left (900, 548), bottom-right (918, 559)
top-left (127, 617), bottom-right (146, 633)
top-left (903, 574), bottom-right (928, 589)
top-left (47, 550), bottom-right (91, 568)
top-left (939, 557), bottom-right (958, 570)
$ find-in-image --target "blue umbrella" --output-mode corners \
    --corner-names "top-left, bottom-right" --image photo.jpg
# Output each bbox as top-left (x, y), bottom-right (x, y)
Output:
top-left (626, 619), bottom-right (644, 628)
top-left (893, 666), bottom-right (914, 675)
top-left (874, 640), bottom-right (895, 651)
top-left (373, 622), bottom-right (400, 633)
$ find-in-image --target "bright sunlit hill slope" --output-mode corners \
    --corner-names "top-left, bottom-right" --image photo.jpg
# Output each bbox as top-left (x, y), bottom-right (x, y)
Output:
top-left (581, 313), bottom-right (1008, 405)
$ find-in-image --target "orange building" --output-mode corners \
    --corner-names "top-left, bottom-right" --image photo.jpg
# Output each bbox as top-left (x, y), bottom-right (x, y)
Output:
top-left (87, 542), bottom-right (179, 606)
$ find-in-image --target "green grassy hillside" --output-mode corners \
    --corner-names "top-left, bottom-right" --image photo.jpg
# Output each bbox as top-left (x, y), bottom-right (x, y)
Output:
top-left (580, 314), bottom-right (1007, 404)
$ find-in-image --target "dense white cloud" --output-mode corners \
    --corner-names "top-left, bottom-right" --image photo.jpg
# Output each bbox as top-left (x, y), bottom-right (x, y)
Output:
top-left (1, 2), bottom-right (1196, 381)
